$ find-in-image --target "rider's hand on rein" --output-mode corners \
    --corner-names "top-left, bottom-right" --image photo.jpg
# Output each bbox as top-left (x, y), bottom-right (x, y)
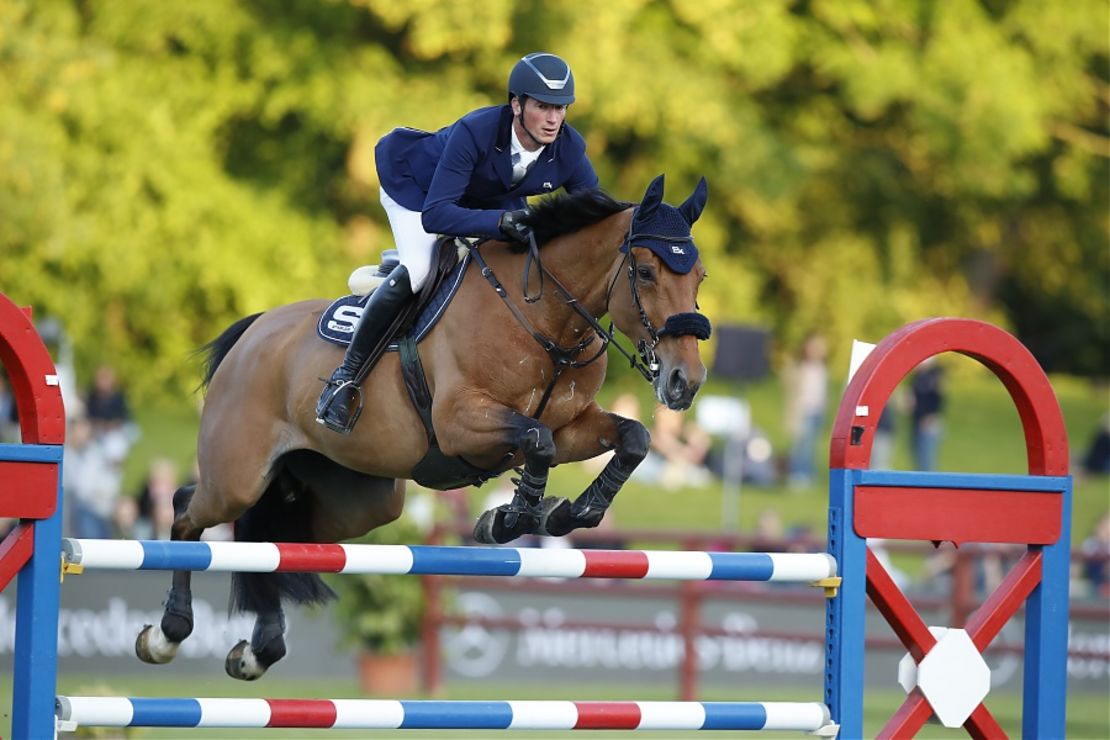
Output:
top-left (499, 208), bottom-right (532, 243)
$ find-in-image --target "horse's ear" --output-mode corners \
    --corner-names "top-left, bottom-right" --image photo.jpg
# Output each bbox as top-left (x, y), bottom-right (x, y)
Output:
top-left (678, 177), bottom-right (708, 225)
top-left (635, 174), bottom-right (666, 223)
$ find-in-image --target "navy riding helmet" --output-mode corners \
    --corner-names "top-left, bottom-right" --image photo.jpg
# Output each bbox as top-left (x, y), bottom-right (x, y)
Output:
top-left (508, 52), bottom-right (575, 105)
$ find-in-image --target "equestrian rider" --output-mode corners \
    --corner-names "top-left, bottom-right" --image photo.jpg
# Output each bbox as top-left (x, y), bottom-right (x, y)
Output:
top-left (316, 52), bottom-right (600, 433)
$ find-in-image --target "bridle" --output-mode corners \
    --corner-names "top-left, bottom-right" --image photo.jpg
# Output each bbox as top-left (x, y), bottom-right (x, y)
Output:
top-left (468, 211), bottom-right (711, 420)
top-left (604, 223), bottom-right (712, 380)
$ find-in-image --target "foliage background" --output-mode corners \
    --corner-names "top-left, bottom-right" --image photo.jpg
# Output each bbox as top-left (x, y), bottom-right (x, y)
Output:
top-left (1, 0), bottom-right (1107, 398)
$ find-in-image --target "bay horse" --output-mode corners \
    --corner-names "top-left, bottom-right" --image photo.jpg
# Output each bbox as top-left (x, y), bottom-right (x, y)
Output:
top-left (136, 174), bottom-right (712, 680)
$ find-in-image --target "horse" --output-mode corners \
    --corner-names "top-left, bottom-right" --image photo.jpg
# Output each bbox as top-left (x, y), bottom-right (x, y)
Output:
top-left (135, 174), bottom-right (713, 680)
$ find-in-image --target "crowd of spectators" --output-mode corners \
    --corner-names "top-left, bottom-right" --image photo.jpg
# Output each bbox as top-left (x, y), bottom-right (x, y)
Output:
top-left (0, 362), bottom-right (208, 542)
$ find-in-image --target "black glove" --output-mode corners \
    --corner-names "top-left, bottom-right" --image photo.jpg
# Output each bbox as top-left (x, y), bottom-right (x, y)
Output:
top-left (499, 208), bottom-right (532, 243)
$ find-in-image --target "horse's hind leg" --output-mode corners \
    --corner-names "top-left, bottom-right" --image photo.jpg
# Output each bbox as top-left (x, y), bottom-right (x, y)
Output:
top-left (225, 465), bottom-right (337, 680)
top-left (225, 587), bottom-right (286, 681)
top-left (135, 484), bottom-right (203, 664)
top-left (228, 466), bottom-right (405, 679)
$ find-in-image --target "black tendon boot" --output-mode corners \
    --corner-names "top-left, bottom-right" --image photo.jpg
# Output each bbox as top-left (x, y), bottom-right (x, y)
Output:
top-left (316, 265), bottom-right (413, 433)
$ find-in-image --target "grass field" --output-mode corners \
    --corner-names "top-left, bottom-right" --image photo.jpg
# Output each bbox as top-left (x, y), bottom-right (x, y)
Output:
top-left (12, 359), bottom-right (1105, 738)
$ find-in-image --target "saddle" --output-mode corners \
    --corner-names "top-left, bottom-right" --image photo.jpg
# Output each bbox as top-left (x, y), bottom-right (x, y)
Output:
top-left (316, 239), bottom-right (505, 491)
top-left (316, 241), bottom-right (470, 350)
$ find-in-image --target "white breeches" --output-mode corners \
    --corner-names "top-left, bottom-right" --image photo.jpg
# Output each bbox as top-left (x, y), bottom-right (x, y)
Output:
top-left (380, 188), bottom-right (438, 292)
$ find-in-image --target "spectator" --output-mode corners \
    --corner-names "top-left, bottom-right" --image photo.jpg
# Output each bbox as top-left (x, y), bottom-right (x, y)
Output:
top-left (910, 358), bottom-right (944, 471)
top-left (784, 332), bottom-right (829, 488)
top-left (1080, 413), bottom-right (1110, 476)
top-left (1080, 512), bottom-right (1110, 598)
top-left (63, 417), bottom-right (119, 538)
top-left (132, 458), bottom-right (179, 540)
top-left (751, 508), bottom-right (786, 552)
top-left (785, 524), bottom-right (820, 553)
top-left (85, 365), bottom-right (131, 434)
top-left (643, 405), bottom-right (712, 490)
top-left (871, 404), bottom-right (897, 470)
top-left (114, 496), bottom-right (139, 540)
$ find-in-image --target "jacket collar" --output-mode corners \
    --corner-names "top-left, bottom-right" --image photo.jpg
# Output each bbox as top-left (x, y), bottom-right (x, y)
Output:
top-left (494, 105), bottom-right (514, 153)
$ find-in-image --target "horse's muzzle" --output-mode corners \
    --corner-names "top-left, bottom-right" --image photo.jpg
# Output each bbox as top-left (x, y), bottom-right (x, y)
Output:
top-left (659, 365), bottom-right (699, 410)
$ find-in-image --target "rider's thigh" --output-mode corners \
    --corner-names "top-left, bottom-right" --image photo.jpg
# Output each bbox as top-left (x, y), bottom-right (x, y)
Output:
top-left (380, 188), bottom-right (437, 291)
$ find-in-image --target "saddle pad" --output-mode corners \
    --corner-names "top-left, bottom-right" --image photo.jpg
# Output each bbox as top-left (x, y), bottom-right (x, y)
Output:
top-left (316, 251), bottom-right (470, 349)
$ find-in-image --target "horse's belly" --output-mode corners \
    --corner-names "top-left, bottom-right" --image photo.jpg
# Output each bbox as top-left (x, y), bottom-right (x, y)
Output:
top-left (318, 411), bottom-right (429, 479)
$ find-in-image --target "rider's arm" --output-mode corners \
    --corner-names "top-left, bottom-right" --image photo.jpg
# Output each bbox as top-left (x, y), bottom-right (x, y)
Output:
top-left (421, 122), bottom-right (505, 239)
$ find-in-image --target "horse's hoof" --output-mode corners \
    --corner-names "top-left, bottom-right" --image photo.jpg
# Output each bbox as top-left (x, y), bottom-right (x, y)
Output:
top-left (225, 639), bottom-right (267, 681)
top-left (135, 624), bottom-right (180, 664)
top-left (473, 507), bottom-right (536, 545)
top-left (473, 509), bottom-right (504, 544)
top-left (536, 497), bottom-right (575, 537)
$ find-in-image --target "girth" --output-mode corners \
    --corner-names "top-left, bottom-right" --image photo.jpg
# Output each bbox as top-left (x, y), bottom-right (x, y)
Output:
top-left (397, 334), bottom-right (507, 490)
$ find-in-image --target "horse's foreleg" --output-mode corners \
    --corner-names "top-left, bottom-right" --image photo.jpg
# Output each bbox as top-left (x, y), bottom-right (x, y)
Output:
top-left (472, 412), bottom-right (556, 545)
top-left (136, 485), bottom-right (203, 664)
top-left (540, 405), bottom-right (650, 537)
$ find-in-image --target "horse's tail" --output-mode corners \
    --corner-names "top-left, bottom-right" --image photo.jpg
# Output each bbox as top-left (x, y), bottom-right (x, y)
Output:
top-left (198, 313), bottom-right (264, 390)
top-left (230, 466), bottom-right (337, 614)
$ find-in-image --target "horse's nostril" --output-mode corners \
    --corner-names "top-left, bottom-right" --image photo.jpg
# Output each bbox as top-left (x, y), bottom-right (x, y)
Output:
top-left (668, 367), bottom-right (687, 399)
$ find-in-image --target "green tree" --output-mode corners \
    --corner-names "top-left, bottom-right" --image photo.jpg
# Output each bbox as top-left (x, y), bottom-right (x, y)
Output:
top-left (1, 0), bottom-right (1104, 399)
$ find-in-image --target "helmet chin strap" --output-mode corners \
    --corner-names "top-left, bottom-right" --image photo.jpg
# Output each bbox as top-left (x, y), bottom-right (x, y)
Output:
top-left (514, 98), bottom-right (546, 150)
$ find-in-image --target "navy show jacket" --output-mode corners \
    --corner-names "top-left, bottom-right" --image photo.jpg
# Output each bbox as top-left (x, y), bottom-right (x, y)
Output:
top-left (375, 105), bottom-right (599, 239)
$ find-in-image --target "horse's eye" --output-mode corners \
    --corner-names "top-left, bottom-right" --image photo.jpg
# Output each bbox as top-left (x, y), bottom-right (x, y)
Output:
top-left (636, 265), bottom-right (654, 282)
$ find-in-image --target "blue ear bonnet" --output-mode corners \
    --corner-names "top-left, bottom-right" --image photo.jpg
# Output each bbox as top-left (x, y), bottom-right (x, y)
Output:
top-left (626, 202), bottom-right (699, 273)
top-left (621, 175), bottom-right (708, 275)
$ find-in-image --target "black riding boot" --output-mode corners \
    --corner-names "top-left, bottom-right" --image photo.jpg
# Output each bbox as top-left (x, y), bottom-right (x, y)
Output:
top-left (316, 265), bottom-right (412, 433)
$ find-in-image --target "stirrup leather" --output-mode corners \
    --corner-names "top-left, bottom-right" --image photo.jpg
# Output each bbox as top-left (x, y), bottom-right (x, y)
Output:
top-left (315, 378), bottom-right (365, 434)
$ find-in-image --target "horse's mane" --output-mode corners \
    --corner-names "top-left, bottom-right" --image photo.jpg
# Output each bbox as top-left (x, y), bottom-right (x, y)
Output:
top-left (517, 188), bottom-right (631, 250)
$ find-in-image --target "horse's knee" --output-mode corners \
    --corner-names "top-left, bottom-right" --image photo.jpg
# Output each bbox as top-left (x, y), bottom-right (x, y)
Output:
top-left (519, 424), bottom-right (556, 468)
top-left (615, 418), bottom-right (650, 466)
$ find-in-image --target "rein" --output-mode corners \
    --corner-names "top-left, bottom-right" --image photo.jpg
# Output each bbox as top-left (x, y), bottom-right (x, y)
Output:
top-left (468, 213), bottom-right (711, 420)
top-left (470, 239), bottom-right (610, 420)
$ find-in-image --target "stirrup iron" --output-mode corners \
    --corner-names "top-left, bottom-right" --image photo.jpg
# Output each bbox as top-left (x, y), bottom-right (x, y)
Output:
top-left (315, 378), bottom-right (365, 434)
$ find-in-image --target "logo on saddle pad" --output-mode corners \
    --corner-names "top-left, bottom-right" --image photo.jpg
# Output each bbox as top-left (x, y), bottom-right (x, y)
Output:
top-left (326, 305), bottom-right (364, 334)
top-left (316, 251), bottom-right (471, 349)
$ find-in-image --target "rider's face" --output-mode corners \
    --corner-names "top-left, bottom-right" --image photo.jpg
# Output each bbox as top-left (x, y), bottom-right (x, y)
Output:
top-left (512, 97), bottom-right (567, 149)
